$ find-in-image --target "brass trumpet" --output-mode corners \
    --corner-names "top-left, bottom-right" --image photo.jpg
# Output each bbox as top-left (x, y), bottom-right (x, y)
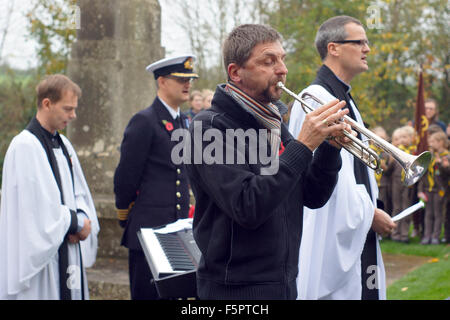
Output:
top-left (277, 82), bottom-right (431, 186)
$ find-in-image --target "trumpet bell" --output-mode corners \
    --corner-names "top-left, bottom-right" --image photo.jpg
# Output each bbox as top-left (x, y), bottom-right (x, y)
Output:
top-left (276, 81), bottom-right (432, 187)
top-left (403, 151), bottom-right (432, 187)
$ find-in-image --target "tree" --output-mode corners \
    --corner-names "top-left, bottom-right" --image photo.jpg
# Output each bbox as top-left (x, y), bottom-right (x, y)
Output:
top-left (161, 0), bottom-right (265, 92)
top-left (1, 0), bottom-right (78, 181)
top-left (260, 0), bottom-right (449, 132)
top-left (27, 0), bottom-right (77, 76)
top-left (0, 67), bottom-right (37, 182)
top-left (0, 0), bottom-right (15, 62)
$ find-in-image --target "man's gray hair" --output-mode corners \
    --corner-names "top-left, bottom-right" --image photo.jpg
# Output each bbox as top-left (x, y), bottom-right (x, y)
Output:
top-left (315, 16), bottom-right (363, 61)
top-left (223, 24), bottom-right (282, 79)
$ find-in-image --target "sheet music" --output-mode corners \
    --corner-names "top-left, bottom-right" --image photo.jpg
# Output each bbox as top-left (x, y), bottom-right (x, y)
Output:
top-left (153, 218), bottom-right (193, 234)
top-left (392, 201), bottom-right (425, 222)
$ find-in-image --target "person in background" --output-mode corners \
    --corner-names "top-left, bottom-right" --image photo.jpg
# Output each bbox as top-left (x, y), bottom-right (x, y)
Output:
top-left (403, 124), bottom-right (418, 238)
top-left (404, 125), bottom-right (417, 236)
top-left (370, 126), bottom-right (393, 216)
top-left (390, 126), bottom-right (413, 243)
top-left (114, 55), bottom-right (197, 299)
top-left (418, 131), bottom-right (449, 245)
top-left (202, 89), bottom-right (214, 109)
top-left (185, 90), bottom-right (204, 123)
top-left (424, 98), bottom-right (446, 132)
top-left (289, 15), bottom-right (395, 300)
top-left (446, 122), bottom-right (450, 243)
top-left (403, 125), bottom-right (417, 155)
top-left (0, 74), bottom-right (99, 300)
top-left (412, 124), bottom-right (445, 238)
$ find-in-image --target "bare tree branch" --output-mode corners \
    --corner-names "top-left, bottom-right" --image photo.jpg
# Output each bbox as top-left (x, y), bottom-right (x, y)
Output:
top-left (0, 0), bottom-right (15, 62)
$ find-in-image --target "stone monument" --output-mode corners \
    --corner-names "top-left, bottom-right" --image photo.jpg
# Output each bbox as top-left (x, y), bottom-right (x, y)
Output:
top-left (67, 0), bottom-right (164, 260)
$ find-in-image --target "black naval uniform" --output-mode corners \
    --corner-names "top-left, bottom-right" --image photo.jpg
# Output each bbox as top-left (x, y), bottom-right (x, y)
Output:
top-left (114, 97), bottom-right (190, 300)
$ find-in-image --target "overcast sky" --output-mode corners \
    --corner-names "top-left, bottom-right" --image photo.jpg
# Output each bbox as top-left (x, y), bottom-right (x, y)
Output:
top-left (0, 0), bottom-right (37, 69)
top-left (0, 0), bottom-right (191, 70)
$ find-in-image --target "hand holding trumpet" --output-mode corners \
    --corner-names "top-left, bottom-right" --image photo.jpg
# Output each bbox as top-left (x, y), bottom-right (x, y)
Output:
top-left (297, 99), bottom-right (354, 151)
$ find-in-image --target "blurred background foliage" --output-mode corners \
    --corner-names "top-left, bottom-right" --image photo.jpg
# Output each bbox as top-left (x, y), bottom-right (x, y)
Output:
top-left (262, 0), bottom-right (449, 129)
top-left (0, 0), bottom-right (76, 181)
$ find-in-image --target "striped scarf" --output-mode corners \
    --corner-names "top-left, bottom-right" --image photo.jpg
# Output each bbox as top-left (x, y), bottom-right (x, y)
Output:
top-left (225, 82), bottom-right (282, 158)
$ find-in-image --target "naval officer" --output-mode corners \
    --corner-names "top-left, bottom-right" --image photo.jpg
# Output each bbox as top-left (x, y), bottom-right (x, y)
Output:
top-left (114, 55), bottom-right (198, 299)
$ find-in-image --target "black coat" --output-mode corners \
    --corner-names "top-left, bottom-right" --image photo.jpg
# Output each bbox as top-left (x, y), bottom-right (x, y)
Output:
top-left (114, 97), bottom-right (190, 250)
top-left (186, 84), bottom-right (342, 299)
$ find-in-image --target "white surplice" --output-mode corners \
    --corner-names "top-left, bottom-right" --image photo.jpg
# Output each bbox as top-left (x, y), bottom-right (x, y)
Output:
top-left (289, 85), bottom-right (386, 300)
top-left (0, 130), bottom-right (99, 300)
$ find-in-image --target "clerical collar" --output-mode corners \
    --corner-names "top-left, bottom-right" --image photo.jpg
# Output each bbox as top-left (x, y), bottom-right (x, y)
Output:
top-left (36, 119), bottom-right (60, 148)
top-left (335, 74), bottom-right (352, 94)
top-left (158, 96), bottom-right (180, 120)
top-left (321, 64), bottom-right (352, 94)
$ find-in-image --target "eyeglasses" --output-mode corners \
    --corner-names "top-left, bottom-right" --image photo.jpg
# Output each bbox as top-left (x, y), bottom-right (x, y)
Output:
top-left (332, 39), bottom-right (370, 47)
top-left (165, 76), bottom-right (195, 84)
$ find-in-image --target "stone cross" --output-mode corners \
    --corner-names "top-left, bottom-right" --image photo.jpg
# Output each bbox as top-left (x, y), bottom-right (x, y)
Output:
top-left (68, 0), bottom-right (165, 258)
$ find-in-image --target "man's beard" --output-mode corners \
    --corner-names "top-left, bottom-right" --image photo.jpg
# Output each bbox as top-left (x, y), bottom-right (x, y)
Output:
top-left (239, 75), bottom-right (282, 105)
top-left (261, 86), bottom-right (278, 104)
top-left (258, 79), bottom-right (283, 104)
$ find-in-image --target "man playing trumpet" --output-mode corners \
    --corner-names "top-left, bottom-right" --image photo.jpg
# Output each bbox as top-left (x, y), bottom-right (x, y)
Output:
top-left (289, 16), bottom-right (396, 300)
top-left (186, 23), bottom-right (354, 300)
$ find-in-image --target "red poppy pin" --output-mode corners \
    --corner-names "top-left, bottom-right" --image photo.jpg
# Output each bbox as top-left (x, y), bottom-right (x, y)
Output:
top-left (162, 120), bottom-right (174, 132)
top-left (279, 141), bottom-right (285, 156)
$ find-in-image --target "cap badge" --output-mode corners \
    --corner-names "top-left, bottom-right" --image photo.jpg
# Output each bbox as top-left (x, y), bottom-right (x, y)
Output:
top-left (184, 58), bottom-right (194, 70)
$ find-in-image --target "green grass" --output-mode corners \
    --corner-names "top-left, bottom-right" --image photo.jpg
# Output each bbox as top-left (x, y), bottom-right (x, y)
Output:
top-left (380, 237), bottom-right (450, 257)
top-left (380, 237), bottom-right (450, 300)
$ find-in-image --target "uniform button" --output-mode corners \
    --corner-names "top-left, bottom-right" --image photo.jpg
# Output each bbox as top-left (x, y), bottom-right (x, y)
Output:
top-left (176, 180), bottom-right (181, 186)
top-left (176, 204), bottom-right (181, 210)
top-left (177, 168), bottom-right (181, 174)
top-left (176, 192), bottom-right (181, 198)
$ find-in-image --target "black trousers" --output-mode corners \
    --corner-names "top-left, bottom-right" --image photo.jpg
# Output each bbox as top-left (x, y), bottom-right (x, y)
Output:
top-left (128, 249), bottom-right (159, 300)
